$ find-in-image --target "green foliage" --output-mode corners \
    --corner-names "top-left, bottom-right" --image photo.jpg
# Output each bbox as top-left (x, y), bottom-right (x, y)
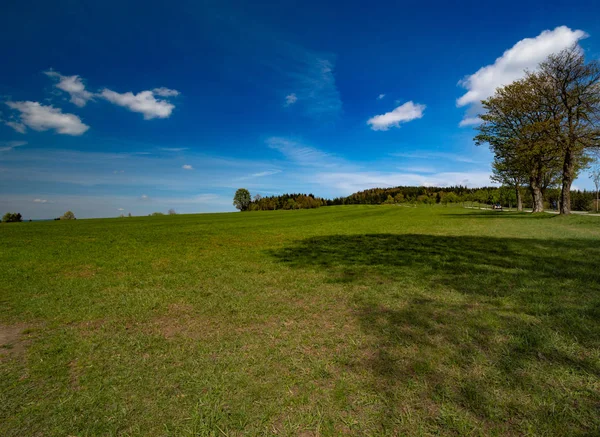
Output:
top-left (233, 188), bottom-right (251, 211)
top-left (2, 212), bottom-right (22, 223)
top-left (248, 192), bottom-right (326, 210)
top-left (149, 212), bottom-right (164, 216)
top-left (475, 46), bottom-right (600, 214)
top-left (60, 211), bottom-right (76, 220)
top-left (1, 206), bottom-right (599, 436)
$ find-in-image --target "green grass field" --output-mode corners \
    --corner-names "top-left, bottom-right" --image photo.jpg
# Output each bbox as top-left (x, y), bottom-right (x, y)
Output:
top-left (1, 206), bottom-right (599, 436)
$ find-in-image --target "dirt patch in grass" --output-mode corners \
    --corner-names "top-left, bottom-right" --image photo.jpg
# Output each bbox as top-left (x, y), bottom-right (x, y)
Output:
top-left (0, 324), bottom-right (31, 359)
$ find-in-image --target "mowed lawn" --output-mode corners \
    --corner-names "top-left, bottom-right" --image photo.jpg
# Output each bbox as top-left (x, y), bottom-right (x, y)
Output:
top-left (1, 206), bottom-right (599, 436)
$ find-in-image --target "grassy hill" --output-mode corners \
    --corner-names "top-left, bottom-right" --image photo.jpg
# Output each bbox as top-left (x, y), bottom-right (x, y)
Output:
top-left (1, 205), bottom-right (599, 436)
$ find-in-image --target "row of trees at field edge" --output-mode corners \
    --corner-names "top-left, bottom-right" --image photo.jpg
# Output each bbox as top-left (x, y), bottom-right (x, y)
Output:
top-left (1, 210), bottom-right (77, 223)
top-left (330, 185), bottom-right (599, 211)
top-left (233, 189), bottom-right (328, 211)
top-left (475, 46), bottom-right (600, 214)
top-left (235, 183), bottom-right (600, 212)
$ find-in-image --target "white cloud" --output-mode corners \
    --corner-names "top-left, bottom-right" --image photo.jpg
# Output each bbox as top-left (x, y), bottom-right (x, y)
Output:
top-left (367, 101), bottom-right (426, 131)
top-left (100, 88), bottom-right (177, 119)
top-left (44, 70), bottom-right (94, 107)
top-left (377, 94), bottom-right (386, 100)
top-left (284, 93), bottom-right (297, 106)
top-left (117, 208), bottom-right (124, 211)
top-left (5, 101), bottom-right (89, 135)
top-left (140, 194), bottom-right (149, 200)
top-left (457, 26), bottom-right (587, 125)
top-left (458, 117), bottom-right (482, 127)
top-left (4, 121), bottom-right (26, 134)
top-left (33, 198), bottom-right (49, 203)
top-left (0, 141), bottom-right (27, 152)
top-left (182, 164), bottom-right (193, 170)
top-left (153, 87), bottom-right (180, 97)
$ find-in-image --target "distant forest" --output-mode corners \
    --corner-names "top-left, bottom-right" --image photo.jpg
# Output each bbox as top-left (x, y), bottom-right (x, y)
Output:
top-left (329, 186), bottom-right (598, 211)
top-left (249, 193), bottom-right (328, 210)
top-left (247, 186), bottom-right (598, 212)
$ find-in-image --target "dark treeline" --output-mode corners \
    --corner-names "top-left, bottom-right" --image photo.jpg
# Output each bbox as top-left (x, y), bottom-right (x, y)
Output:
top-left (236, 185), bottom-right (598, 212)
top-left (249, 193), bottom-right (328, 210)
top-left (328, 185), bottom-right (599, 211)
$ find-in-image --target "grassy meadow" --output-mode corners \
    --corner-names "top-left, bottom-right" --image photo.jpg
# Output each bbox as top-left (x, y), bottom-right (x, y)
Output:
top-left (1, 205), bottom-right (599, 436)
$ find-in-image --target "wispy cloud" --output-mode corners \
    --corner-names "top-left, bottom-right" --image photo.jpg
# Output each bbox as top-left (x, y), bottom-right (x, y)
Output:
top-left (392, 151), bottom-right (482, 164)
top-left (5, 101), bottom-right (89, 135)
top-left (0, 141), bottom-right (27, 152)
top-left (398, 166), bottom-right (436, 174)
top-left (367, 101), bottom-right (426, 131)
top-left (457, 26), bottom-right (587, 126)
top-left (44, 70), bottom-right (94, 107)
top-left (251, 170), bottom-right (282, 177)
top-left (159, 147), bottom-right (188, 152)
top-left (289, 56), bottom-right (341, 119)
top-left (182, 164), bottom-right (194, 170)
top-left (314, 171), bottom-right (494, 194)
top-left (33, 198), bottom-right (53, 203)
top-left (153, 87), bottom-right (180, 97)
top-left (266, 137), bottom-right (335, 167)
top-left (377, 94), bottom-right (386, 100)
top-left (4, 121), bottom-right (26, 134)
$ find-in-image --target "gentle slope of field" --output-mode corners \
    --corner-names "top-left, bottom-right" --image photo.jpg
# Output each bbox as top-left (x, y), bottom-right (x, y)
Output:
top-left (1, 206), bottom-right (599, 436)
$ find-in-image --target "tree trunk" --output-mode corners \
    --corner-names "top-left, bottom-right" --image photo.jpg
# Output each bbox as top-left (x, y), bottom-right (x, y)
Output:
top-left (530, 182), bottom-right (544, 213)
top-left (560, 148), bottom-right (574, 215)
top-left (515, 185), bottom-right (523, 212)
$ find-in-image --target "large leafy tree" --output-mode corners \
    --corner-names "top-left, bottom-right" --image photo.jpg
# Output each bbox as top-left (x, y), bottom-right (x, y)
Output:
top-left (233, 188), bottom-right (251, 211)
top-left (475, 75), bottom-right (561, 212)
top-left (537, 46), bottom-right (600, 214)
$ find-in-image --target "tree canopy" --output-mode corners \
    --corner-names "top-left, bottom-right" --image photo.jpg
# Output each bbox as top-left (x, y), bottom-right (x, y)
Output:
top-left (2, 212), bottom-right (22, 223)
top-left (475, 46), bottom-right (600, 214)
top-left (233, 188), bottom-right (251, 211)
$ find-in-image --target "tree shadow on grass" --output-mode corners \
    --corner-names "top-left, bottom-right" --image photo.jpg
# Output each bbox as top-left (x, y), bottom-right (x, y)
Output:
top-left (269, 234), bottom-right (600, 434)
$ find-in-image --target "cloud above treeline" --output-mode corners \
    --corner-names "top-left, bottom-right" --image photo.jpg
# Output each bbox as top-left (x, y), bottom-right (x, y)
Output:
top-left (456, 26), bottom-right (587, 127)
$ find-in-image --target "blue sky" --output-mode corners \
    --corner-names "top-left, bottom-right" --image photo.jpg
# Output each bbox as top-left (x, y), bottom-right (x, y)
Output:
top-left (2, 0), bottom-right (600, 218)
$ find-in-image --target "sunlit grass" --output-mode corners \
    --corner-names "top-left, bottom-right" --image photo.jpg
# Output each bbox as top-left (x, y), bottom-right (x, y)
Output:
top-left (1, 206), bottom-right (599, 436)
